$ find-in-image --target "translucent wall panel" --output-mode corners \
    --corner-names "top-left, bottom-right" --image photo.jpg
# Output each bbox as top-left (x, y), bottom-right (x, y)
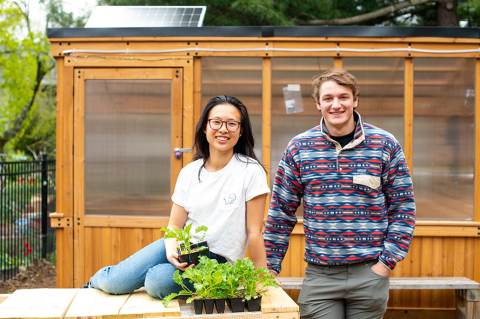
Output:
top-left (342, 57), bottom-right (405, 148)
top-left (85, 80), bottom-right (172, 216)
top-left (201, 57), bottom-right (263, 161)
top-left (413, 58), bottom-right (475, 220)
top-left (271, 58), bottom-right (335, 217)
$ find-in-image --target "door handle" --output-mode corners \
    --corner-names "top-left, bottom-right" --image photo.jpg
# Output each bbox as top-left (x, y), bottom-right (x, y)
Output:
top-left (173, 148), bottom-right (192, 159)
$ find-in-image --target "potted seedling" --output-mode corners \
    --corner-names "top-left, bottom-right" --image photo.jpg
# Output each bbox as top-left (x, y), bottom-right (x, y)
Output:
top-left (235, 258), bottom-right (279, 312)
top-left (160, 223), bottom-right (208, 265)
top-left (223, 261), bottom-right (246, 312)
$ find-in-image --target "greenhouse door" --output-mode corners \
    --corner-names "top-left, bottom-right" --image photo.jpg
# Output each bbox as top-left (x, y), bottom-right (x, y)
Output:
top-left (72, 68), bottom-right (183, 287)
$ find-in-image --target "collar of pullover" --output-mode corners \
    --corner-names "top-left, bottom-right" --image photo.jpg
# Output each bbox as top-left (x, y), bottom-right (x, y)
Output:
top-left (319, 111), bottom-right (365, 149)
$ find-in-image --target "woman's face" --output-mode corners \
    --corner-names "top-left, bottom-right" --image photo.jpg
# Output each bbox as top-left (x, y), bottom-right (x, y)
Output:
top-left (204, 103), bottom-right (243, 157)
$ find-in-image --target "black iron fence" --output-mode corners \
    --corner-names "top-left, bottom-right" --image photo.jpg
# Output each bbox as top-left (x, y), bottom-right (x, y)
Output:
top-left (0, 154), bottom-right (56, 281)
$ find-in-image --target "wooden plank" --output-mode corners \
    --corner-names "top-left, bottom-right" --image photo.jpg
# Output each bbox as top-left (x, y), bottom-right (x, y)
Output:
top-left (64, 289), bottom-right (130, 319)
top-left (262, 312), bottom-right (299, 319)
top-left (193, 57), bottom-right (202, 134)
top-left (384, 308), bottom-right (455, 319)
top-left (465, 238), bottom-right (475, 280)
top-left (262, 57), bottom-right (272, 219)
top-left (410, 237), bottom-right (422, 307)
top-left (142, 228), bottom-right (153, 248)
top-left (20, 289), bottom-right (79, 319)
top-left (61, 56), bottom-right (191, 68)
top-left (454, 238), bottom-right (466, 278)
top-left (132, 228), bottom-right (143, 253)
top-left (84, 227), bottom-right (93, 281)
top-left (112, 228), bottom-right (122, 265)
top-left (334, 57), bottom-right (342, 69)
top-left (476, 58), bottom-right (480, 222)
top-left (431, 237), bottom-right (443, 308)
top-left (391, 253), bottom-right (402, 307)
top-left (101, 228), bottom-right (112, 267)
top-left (414, 226), bottom-right (480, 237)
top-left (118, 289), bottom-right (180, 318)
top-left (153, 229), bottom-right (163, 242)
top-left (172, 67), bottom-right (184, 192)
top-left (401, 249), bottom-right (411, 307)
top-left (83, 216), bottom-right (169, 228)
top-left (404, 57), bottom-right (413, 170)
top-left (475, 238), bottom-right (480, 284)
top-left (56, 62), bottom-right (75, 288)
top-left (0, 295), bottom-right (9, 305)
top-left (442, 238), bottom-right (455, 308)
top-left (420, 237), bottom-right (433, 307)
top-left (92, 227), bottom-right (103, 276)
top-left (182, 64), bottom-right (194, 166)
top-left (121, 228), bottom-right (134, 261)
top-left (0, 289), bottom-right (47, 319)
top-left (289, 236), bottom-right (302, 278)
top-left (83, 68), bottom-right (172, 80)
top-left (73, 69), bottom-right (86, 288)
top-left (261, 287), bottom-right (299, 313)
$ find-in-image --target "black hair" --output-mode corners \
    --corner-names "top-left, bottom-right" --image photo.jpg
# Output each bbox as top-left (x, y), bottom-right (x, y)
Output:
top-left (191, 95), bottom-right (266, 180)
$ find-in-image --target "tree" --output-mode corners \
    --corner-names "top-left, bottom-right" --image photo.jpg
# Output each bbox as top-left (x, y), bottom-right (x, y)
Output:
top-left (0, 0), bottom-right (55, 156)
top-left (98, 0), bottom-right (477, 27)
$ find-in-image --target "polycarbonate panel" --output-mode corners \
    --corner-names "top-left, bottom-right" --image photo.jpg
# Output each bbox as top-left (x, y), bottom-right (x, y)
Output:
top-left (271, 58), bottom-right (335, 218)
top-left (342, 58), bottom-right (405, 148)
top-left (413, 58), bottom-right (475, 220)
top-left (84, 80), bottom-right (172, 216)
top-left (201, 57), bottom-right (263, 161)
top-left (85, 6), bottom-right (206, 28)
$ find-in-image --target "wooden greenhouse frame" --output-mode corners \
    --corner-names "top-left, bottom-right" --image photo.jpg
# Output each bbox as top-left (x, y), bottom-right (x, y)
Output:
top-left (48, 26), bottom-right (480, 317)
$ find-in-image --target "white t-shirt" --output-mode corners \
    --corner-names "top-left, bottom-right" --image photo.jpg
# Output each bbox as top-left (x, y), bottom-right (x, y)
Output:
top-left (171, 154), bottom-right (270, 264)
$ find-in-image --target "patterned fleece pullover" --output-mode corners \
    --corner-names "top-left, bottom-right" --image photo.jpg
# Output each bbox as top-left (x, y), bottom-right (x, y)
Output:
top-left (264, 112), bottom-right (416, 272)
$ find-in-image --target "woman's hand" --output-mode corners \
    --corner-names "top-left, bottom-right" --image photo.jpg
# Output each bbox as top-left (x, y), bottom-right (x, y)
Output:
top-left (166, 249), bottom-right (193, 272)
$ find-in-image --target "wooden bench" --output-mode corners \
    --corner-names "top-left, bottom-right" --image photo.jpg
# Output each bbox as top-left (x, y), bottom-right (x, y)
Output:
top-left (0, 287), bottom-right (299, 319)
top-left (280, 277), bottom-right (479, 319)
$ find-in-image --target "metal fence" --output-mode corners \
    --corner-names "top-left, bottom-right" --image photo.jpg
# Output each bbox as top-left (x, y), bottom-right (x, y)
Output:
top-left (0, 154), bottom-right (56, 281)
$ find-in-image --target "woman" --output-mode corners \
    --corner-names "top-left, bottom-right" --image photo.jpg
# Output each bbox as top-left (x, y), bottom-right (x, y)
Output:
top-left (86, 95), bottom-right (270, 300)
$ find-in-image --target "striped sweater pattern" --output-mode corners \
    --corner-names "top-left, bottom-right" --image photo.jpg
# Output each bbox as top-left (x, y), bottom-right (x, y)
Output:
top-left (264, 112), bottom-right (416, 273)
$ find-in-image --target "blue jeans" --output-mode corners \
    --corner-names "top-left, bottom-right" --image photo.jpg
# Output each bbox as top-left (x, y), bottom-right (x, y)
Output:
top-left (90, 238), bottom-right (227, 299)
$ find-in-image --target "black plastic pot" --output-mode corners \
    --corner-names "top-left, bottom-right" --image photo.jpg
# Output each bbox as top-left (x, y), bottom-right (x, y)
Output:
top-left (190, 251), bottom-right (200, 265)
top-left (178, 253), bottom-right (190, 264)
top-left (228, 297), bottom-right (245, 312)
top-left (214, 299), bottom-right (226, 313)
top-left (192, 241), bottom-right (210, 259)
top-left (193, 299), bottom-right (204, 314)
top-left (246, 296), bottom-right (262, 312)
top-left (204, 299), bottom-right (215, 314)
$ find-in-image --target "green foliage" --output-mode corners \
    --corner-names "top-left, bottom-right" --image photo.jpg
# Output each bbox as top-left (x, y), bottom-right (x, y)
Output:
top-left (162, 256), bottom-right (278, 306)
top-left (458, 0), bottom-right (480, 27)
top-left (40, 0), bottom-right (90, 28)
top-left (160, 223), bottom-right (208, 253)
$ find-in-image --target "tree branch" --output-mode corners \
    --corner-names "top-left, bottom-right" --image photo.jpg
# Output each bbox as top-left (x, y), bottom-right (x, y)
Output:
top-left (298, 0), bottom-right (437, 26)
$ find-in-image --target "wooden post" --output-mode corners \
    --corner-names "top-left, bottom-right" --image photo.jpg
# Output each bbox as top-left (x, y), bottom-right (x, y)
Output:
top-left (404, 57), bottom-right (414, 171)
top-left (55, 59), bottom-right (74, 288)
top-left (193, 57), bottom-right (202, 136)
top-left (334, 57), bottom-right (342, 69)
top-left (263, 57), bottom-right (272, 218)
top-left (475, 59), bottom-right (480, 222)
top-left (456, 289), bottom-right (480, 319)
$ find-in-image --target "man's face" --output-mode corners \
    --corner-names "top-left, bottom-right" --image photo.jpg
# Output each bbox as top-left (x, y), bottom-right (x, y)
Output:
top-left (316, 80), bottom-right (358, 136)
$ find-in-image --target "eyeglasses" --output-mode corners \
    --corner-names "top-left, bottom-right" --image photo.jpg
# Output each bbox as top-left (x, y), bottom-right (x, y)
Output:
top-left (207, 119), bottom-right (241, 132)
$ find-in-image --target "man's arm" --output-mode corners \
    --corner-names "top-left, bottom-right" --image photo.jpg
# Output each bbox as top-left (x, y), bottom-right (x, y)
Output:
top-left (263, 146), bottom-right (304, 276)
top-left (378, 142), bottom-right (416, 270)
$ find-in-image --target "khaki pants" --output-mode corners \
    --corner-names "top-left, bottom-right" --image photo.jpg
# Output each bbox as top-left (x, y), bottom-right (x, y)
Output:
top-left (298, 261), bottom-right (389, 319)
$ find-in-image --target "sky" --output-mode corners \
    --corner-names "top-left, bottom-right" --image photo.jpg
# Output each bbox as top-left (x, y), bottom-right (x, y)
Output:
top-left (29, 0), bottom-right (97, 31)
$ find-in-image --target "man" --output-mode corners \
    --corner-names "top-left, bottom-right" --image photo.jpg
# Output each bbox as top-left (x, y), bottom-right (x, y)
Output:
top-left (263, 68), bottom-right (416, 319)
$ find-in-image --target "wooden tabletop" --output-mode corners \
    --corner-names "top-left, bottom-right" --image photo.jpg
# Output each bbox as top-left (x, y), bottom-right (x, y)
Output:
top-left (0, 286), bottom-right (298, 319)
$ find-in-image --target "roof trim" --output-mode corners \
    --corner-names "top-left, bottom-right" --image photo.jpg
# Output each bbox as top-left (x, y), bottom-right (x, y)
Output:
top-left (47, 26), bottom-right (480, 39)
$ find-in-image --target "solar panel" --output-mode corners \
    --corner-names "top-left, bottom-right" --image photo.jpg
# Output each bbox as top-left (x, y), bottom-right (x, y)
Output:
top-left (85, 6), bottom-right (207, 28)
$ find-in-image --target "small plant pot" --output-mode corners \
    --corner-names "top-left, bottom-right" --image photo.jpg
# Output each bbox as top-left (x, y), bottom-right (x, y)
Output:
top-left (228, 297), bottom-right (245, 312)
top-left (214, 299), bottom-right (226, 313)
top-left (246, 296), bottom-right (262, 312)
top-left (204, 299), bottom-right (215, 314)
top-left (190, 251), bottom-right (200, 265)
top-left (193, 299), bottom-right (204, 314)
top-left (178, 253), bottom-right (190, 264)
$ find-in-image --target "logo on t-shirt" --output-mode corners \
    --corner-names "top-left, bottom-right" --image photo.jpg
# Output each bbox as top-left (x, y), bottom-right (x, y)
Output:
top-left (223, 193), bottom-right (237, 205)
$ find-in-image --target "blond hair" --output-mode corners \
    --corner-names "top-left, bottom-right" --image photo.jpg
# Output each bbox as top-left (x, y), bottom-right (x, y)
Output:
top-left (311, 68), bottom-right (360, 105)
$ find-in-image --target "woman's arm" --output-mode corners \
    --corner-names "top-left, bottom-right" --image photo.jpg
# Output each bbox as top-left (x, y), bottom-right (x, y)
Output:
top-left (164, 203), bottom-right (191, 271)
top-left (246, 193), bottom-right (268, 269)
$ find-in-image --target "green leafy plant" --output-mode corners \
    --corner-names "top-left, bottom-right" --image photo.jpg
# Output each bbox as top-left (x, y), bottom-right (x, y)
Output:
top-left (235, 258), bottom-right (279, 301)
top-left (160, 223), bottom-right (208, 253)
